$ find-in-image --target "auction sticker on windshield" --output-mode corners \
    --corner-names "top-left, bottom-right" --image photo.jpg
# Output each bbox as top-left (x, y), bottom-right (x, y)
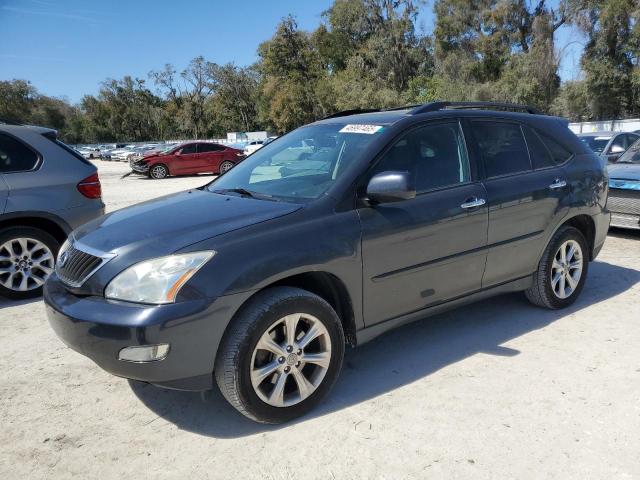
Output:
top-left (339, 124), bottom-right (384, 134)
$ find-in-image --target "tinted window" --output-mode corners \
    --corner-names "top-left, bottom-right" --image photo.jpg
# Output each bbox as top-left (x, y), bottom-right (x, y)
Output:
top-left (0, 134), bottom-right (39, 173)
top-left (180, 144), bottom-right (197, 154)
top-left (198, 143), bottom-right (225, 153)
top-left (373, 122), bottom-right (470, 193)
top-left (539, 131), bottom-right (572, 164)
top-left (523, 126), bottom-right (554, 169)
top-left (472, 122), bottom-right (531, 178)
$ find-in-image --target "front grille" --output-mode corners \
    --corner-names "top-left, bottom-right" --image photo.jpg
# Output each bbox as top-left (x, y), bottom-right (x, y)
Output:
top-left (56, 242), bottom-right (110, 287)
top-left (607, 188), bottom-right (640, 216)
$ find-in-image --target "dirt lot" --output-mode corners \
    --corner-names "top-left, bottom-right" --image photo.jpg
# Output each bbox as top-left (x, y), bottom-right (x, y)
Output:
top-left (1, 161), bottom-right (639, 479)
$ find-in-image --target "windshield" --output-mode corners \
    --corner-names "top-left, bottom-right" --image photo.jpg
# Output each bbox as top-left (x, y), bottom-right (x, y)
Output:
top-left (158, 144), bottom-right (177, 154)
top-left (617, 139), bottom-right (640, 163)
top-left (580, 136), bottom-right (610, 154)
top-left (208, 123), bottom-right (383, 202)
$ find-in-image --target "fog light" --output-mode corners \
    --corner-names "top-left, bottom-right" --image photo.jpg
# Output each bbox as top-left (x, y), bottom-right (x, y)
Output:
top-left (118, 344), bottom-right (170, 362)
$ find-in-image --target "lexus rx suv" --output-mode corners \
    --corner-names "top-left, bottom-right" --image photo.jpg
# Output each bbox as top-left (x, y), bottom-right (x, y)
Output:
top-left (0, 122), bottom-right (104, 299)
top-left (45, 102), bottom-right (610, 423)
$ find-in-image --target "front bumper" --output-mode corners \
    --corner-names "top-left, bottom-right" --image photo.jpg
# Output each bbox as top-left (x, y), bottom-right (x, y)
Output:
top-left (44, 275), bottom-right (254, 391)
top-left (130, 159), bottom-right (149, 173)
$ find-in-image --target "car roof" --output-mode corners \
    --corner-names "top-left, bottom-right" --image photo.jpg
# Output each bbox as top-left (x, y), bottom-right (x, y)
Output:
top-left (0, 123), bottom-right (57, 136)
top-left (314, 107), bottom-right (565, 127)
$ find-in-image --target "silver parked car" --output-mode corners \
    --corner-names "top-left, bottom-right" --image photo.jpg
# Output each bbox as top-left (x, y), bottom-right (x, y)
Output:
top-left (578, 131), bottom-right (640, 163)
top-left (0, 122), bottom-right (105, 299)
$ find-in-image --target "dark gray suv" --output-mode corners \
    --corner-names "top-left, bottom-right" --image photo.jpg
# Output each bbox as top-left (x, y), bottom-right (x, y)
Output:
top-left (0, 122), bottom-right (104, 299)
top-left (45, 102), bottom-right (610, 423)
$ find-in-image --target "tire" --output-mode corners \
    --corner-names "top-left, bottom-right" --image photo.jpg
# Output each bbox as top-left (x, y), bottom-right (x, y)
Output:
top-left (0, 227), bottom-right (60, 300)
top-left (215, 287), bottom-right (345, 424)
top-left (219, 161), bottom-right (234, 174)
top-left (149, 164), bottom-right (169, 179)
top-left (525, 226), bottom-right (589, 309)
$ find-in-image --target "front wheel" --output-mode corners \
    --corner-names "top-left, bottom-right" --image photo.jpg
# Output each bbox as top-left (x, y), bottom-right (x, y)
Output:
top-left (149, 164), bottom-right (169, 179)
top-left (215, 287), bottom-right (345, 424)
top-left (525, 226), bottom-right (589, 309)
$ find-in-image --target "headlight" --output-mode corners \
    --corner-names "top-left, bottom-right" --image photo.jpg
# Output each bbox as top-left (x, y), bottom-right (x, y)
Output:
top-left (105, 251), bottom-right (215, 304)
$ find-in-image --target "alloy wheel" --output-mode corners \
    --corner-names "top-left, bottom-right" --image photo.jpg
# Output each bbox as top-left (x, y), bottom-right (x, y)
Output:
top-left (150, 165), bottom-right (167, 179)
top-left (250, 313), bottom-right (332, 408)
top-left (220, 161), bottom-right (234, 173)
top-left (0, 237), bottom-right (55, 292)
top-left (550, 239), bottom-right (583, 299)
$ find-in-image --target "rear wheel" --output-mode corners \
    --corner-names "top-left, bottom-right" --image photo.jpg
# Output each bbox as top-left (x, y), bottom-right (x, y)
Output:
top-left (525, 226), bottom-right (589, 309)
top-left (215, 287), bottom-right (345, 424)
top-left (0, 227), bottom-right (59, 300)
top-left (149, 164), bottom-right (169, 179)
top-left (219, 161), bottom-right (234, 174)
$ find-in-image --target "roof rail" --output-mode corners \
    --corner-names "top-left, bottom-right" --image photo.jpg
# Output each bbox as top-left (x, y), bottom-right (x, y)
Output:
top-left (410, 101), bottom-right (542, 115)
top-left (323, 104), bottom-right (423, 120)
top-left (323, 109), bottom-right (380, 119)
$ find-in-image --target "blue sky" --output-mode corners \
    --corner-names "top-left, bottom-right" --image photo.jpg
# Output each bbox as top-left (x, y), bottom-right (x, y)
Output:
top-left (0, 0), bottom-right (585, 104)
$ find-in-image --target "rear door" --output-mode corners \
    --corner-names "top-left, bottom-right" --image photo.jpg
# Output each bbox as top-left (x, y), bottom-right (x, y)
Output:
top-left (466, 120), bottom-right (570, 287)
top-left (198, 143), bottom-right (225, 172)
top-left (359, 120), bottom-right (489, 326)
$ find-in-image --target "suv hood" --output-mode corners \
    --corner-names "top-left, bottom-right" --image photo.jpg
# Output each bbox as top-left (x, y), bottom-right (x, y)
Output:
top-left (72, 189), bottom-right (302, 258)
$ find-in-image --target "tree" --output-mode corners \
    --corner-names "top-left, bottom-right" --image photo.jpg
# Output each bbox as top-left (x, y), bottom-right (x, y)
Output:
top-left (206, 63), bottom-right (260, 133)
top-left (567, 0), bottom-right (639, 119)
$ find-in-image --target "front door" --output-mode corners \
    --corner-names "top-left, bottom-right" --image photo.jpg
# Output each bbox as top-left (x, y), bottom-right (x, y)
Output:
top-left (172, 143), bottom-right (200, 174)
top-left (466, 120), bottom-right (571, 287)
top-left (359, 121), bottom-right (489, 326)
top-left (0, 174), bottom-right (7, 213)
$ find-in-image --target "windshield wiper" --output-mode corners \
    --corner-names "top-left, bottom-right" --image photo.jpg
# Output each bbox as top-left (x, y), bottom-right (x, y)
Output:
top-left (212, 188), bottom-right (279, 201)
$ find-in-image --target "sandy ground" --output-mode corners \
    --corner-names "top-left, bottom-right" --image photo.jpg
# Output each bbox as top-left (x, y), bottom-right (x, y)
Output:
top-left (1, 160), bottom-right (639, 479)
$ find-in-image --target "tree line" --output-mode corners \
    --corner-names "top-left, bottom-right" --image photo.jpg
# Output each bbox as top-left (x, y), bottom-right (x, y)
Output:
top-left (1, 0), bottom-right (638, 144)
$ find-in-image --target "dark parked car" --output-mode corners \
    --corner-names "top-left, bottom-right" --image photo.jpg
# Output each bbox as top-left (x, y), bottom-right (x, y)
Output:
top-left (607, 138), bottom-right (640, 229)
top-left (578, 131), bottom-right (640, 163)
top-left (45, 102), bottom-right (610, 423)
top-left (130, 141), bottom-right (245, 179)
top-left (0, 122), bottom-right (104, 299)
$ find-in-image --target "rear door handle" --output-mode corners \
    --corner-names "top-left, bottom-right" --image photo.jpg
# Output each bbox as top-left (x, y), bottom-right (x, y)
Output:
top-left (549, 178), bottom-right (567, 190)
top-left (460, 197), bottom-right (486, 209)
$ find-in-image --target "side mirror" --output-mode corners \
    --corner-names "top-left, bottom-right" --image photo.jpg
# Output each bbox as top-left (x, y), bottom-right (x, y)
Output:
top-left (366, 171), bottom-right (416, 204)
top-left (175, 150), bottom-right (182, 156)
top-left (609, 144), bottom-right (625, 154)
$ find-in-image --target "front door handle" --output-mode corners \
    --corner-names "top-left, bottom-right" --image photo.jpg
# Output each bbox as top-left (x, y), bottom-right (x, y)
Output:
top-left (460, 197), bottom-right (486, 209)
top-left (549, 178), bottom-right (567, 190)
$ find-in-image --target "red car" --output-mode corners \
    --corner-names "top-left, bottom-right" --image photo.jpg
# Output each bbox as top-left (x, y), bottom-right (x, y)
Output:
top-left (130, 142), bottom-right (245, 179)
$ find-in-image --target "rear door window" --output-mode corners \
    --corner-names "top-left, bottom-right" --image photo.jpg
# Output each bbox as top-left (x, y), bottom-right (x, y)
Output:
top-left (523, 126), bottom-right (554, 169)
top-left (198, 143), bottom-right (225, 153)
top-left (0, 134), bottom-right (40, 173)
top-left (471, 122), bottom-right (531, 178)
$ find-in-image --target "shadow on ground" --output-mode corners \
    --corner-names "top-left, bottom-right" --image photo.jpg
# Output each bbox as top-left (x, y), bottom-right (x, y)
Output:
top-left (608, 227), bottom-right (640, 241)
top-left (0, 297), bottom-right (41, 311)
top-left (127, 260), bottom-right (636, 437)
